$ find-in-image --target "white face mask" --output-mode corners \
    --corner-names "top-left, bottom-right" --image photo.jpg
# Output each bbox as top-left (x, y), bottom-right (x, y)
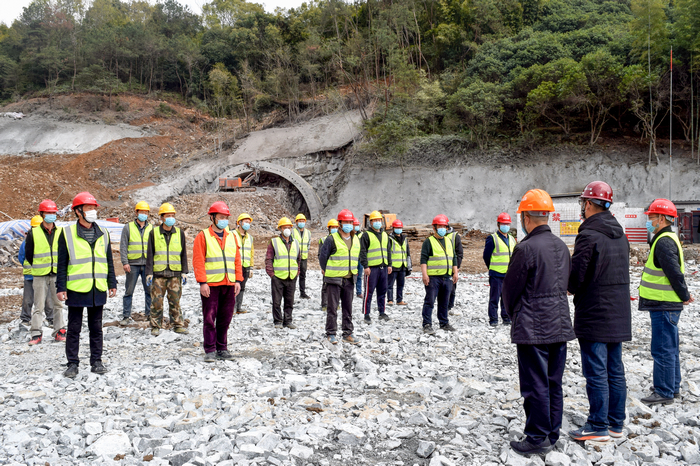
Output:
top-left (283, 228), bottom-right (291, 237)
top-left (84, 210), bottom-right (98, 223)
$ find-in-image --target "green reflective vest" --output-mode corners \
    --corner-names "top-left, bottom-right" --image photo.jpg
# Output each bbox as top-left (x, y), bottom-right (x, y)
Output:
top-left (127, 221), bottom-right (153, 261)
top-left (203, 229), bottom-right (237, 283)
top-left (233, 229), bottom-right (253, 268)
top-left (272, 237), bottom-right (299, 280)
top-left (23, 258), bottom-right (32, 276)
top-left (426, 235), bottom-right (454, 276)
top-left (31, 226), bottom-right (62, 276)
top-left (293, 228), bottom-right (311, 260)
top-left (366, 230), bottom-right (389, 267)
top-left (325, 232), bottom-right (360, 278)
top-left (65, 224), bottom-right (109, 293)
top-left (390, 235), bottom-right (407, 268)
top-left (153, 227), bottom-right (182, 272)
top-left (639, 232), bottom-right (685, 302)
top-left (489, 232), bottom-right (515, 274)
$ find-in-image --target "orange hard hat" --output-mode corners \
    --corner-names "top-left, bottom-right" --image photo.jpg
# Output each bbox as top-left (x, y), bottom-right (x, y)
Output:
top-left (497, 212), bottom-right (511, 224)
top-left (208, 201), bottom-right (230, 216)
top-left (71, 192), bottom-right (100, 209)
top-left (645, 198), bottom-right (677, 218)
top-left (337, 209), bottom-right (354, 222)
top-left (516, 189), bottom-right (555, 214)
top-left (39, 199), bottom-right (58, 213)
top-left (432, 214), bottom-right (449, 226)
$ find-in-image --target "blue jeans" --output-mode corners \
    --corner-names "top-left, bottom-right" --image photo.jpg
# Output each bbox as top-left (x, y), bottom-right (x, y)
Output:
top-left (123, 265), bottom-right (151, 318)
top-left (422, 275), bottom-right (452, 327)
top-left (356, 262), bottom-right (364, 295)
top-left (650, 311), bottom-right (682, 398)
top-left (579, 340), bottom-right (626, 431)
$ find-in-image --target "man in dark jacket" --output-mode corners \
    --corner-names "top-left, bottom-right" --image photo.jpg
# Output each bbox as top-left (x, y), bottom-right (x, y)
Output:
top-left (567, 181), bottom-right (631, 441)
top-left (502, 189), bottom-right (574, 457)
top-left (639, 198), bottom-right (693, 405)
top-left (482, 213), bottom-right (515, 325)
top-left (447, 226), bottom-right (463, 313)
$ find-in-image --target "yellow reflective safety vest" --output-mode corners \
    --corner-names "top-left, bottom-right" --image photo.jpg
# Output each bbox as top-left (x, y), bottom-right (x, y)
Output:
top-left (272, 237), bottom-right (299, 280)
top-left (64, 224), bottom-right (110, 293)
top-left (366, 230), bottom-right (389, 266)
top-left (293, 228), bottom-right (311, 260)
top-left (639, 232), bottom-right (685, 302)
top-left (488, 232), bottom-right (515, 274)
top-left (23, 258), bottom-right (32, 276)
top-left (390, 235), bottom-right (407, 268)
top-left (325, 232), bottom-right (360, 278)
top-left (426, 235), bottom-right (454, 276)
top-left (127, 221), bottom-right (153, 261)
top-left (31, 226), bottom-right (62, 276)
top-left (203, 229), bottom-right (237, 283)
top-left (232, 229), bottom-right (253, 268)
top-left (153, 226), bottom-right (183, 272)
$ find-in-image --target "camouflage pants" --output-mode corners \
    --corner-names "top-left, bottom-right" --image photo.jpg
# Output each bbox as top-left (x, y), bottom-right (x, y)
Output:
top-left (150, 276), bottom-right (184, 329)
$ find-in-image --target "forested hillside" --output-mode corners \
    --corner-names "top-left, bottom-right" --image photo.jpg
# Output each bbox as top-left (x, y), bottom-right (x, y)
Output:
top-left (1, 0), bottom-right (699, 156)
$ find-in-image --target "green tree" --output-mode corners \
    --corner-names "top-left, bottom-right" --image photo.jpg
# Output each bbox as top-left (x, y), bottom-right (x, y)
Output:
top-left (447, 80), bottom-right (505, 148)
top-left (629, 0), bottom-right (669, 67)
top-left (580, 50), bottom-right (623, 145)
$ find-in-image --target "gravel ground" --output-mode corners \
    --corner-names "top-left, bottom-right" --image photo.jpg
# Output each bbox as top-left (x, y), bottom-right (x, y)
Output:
top-left (1, 267), bottom-right (700, 466)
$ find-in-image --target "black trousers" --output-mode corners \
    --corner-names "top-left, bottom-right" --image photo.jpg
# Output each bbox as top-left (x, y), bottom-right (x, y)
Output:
top-left (66, 306), bottom-right (103, 366)
top-left (236, 266), bottom-right (250, 311)
top-left (321, 282), bottom-right (328, 308)
top-left (517, 342), bottom-right (567, 445)
top-left (298, 259), bottom-right (308, 294)
top-left (326, 277), bottom-right (355, 337)
top-left (271, 276), bottom-right (296, 325)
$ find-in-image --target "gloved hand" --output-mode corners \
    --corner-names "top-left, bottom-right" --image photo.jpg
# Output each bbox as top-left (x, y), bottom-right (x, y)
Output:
top-left (182, 276), bottom-right (187, 286)
top-left (146, 275), bottom-right (153, 287)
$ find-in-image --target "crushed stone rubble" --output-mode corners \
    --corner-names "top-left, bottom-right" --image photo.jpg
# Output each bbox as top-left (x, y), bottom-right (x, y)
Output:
top-left (1, 266), bottom-right (700, 466)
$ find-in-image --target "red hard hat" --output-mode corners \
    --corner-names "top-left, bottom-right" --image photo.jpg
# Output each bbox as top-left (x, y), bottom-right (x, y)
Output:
top-left (645, 198), bottom-right (678, 218)
top-left (432, 214), bottom-right (449, 226)
top-left (353, 218), bottom-right (360, 226)
top-left (392, 219), bottom-right (403, 228)
top-left (337, 209), bottom-right (354, 222)
top-left (581, 181), bottom-right (613, 207)
top-left (208, 201), bottom-right (230, 216)
top-left (71, 192), bottom-right (100, 209)
top-left (39, 199), bottom-right (58, 213)
top-left (496, 212), bottom-right (511, 224)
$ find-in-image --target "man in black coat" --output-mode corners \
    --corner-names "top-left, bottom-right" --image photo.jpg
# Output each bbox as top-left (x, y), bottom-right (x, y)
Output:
top-left (567, 181), bottom-right (630, 441)
top-left (502, 189), bottom-right (574, 457)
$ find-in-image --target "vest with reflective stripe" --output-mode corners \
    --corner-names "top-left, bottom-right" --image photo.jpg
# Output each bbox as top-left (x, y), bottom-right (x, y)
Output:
top-left (31, 226), bottom-right (62, 276)
top-left (427, 235), bottom-right (454, 276)
top-left (293, 228), bottom-right (311, 260)
top-left (272, 237), bottom-right (299, 280)
top-left (153, 227), bottom-right (182, 272)
top-left (233, 229), bottom-right (253, 268)
top-left (639, 232), bottom-right (685, 302)
top-left (127, 221), bottom-right (153, 261)
top-left (23, 259), bottom-right (32, 276)
top-left (390, 236), bottom-right (407, 268)
top-left (489, 232), bottom-right (515, 274)
top-left (65, 224), bottom-right (109, 293)
top-left (325, 232), bottom-right (360, 277)
top-left (203, 229), bottom-right (237, 283)
top-left (367, 230), bottom-right (389, 266)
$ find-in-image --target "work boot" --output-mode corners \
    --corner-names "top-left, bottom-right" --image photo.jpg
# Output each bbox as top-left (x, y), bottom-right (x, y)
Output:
top-left (64, 363), bottom-right (79, 378)
top-left (55, 329), bottom-right (66, 342)
top-left (151, 328), bottom-right (160, 336)
top-left (510, 439), bottom-right (552, 457)
top-left (378, 313), bottom-right (390, 321)
top-left (490, 322), bottom-right (499, 328)
top-left (327, 335), bottom-right (338, 345)
top-left (387, 301), bottom-right (394, 306)
top-left (364, 315), bottom-right (371, 324)
top-left (440, 323), bottom-right (456, 331)
top-left (217, 350), bottom-right (235, 360)
top-left (203, 352), bottom-right (216, 363)
top-left (236, 309), bottom-right (248, 314)
top-left (300, 293), bottom-right (311, 299)
top-left (423, 324), bottom-right (435, 335)
top-left (397, 301), bottom-right (407, 306)
top-left (28, 335), bottom-right (42, 346)
top-left (284, 323), bottom-right (297, 329)
top-left (274, 323), bottom-right (283, 329)
top-left (641, 392), bottom-right (674, 405)
top-left (91, 361), bottom-right (108, 375)
top-left (173, 327), bottom-right (189, 334)
top-left (119, 318), bottom-right (130, 326)
top-left (503, 319), bottom-right (512, 325)
top-left (342, 335), bottom-right (359, 345)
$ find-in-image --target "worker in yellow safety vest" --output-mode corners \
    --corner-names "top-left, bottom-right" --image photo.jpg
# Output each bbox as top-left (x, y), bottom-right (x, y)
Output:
top-left (483, 212), bottom-right (516, 327)
top-left (57, 192), bottom-right (117, 378)
top-left (232, 213), bottom-right (255, 314)
top-left (119, 200), bottom-right (153, 326)
top-left (387, 219), bottom-right (411, 306)
top-left (359, 210), bottom-right (392, 323)
top-left (293, 213), bottom-right (312, 299)
top-left (19, 215), bottom-right (55, 327)
top-left (265, 217), bottom-right (301, 329)
top-left (318, 219), bottom-right (339, 312)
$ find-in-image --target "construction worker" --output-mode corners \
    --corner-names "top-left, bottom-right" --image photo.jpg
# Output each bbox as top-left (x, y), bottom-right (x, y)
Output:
top-left (19, 216), bottom-right (54, 326)
top-left (193, 201), bottom-right (241, 362)
top-left (119, 201), bottom-right (153, 326)
top-left (354, 218), bottom-right (364, 298)
top-left (232, 213), bottom-right (254, 314)
top-left (58, 192), bottom-right (117, 378)
top-left (446, 225), bottom-right (463, 314)
top-left (145, 203), bottom-right (189, 336)
top-left (502, 189), bottom-right (574, 456)
top-left (319, 209), bottom-right (360, 345)
top-left (387, 219), bottom-right (410, 306)
top-left (639, 198), bottom-right (693, 405)
top-left (568, 181), bottom-right (630, 441)
top-left (359, 211), bottom-right (392, 323)
top-left (420, 214), bottom-right (458, 334)
top-left (25, 201), bottom-right (66, 345)
top-left (265, 217), bottom-right (300, 329)
top-left (318, 219), bottom-right (339, 312)
top-left (483, 213), bottom-right (516, 326)
top-left (293, 213), bottom-right (311, 299)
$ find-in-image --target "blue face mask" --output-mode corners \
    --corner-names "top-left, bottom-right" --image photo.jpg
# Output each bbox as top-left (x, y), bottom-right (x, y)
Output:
top-left (342, 224), bottom-right (353, 233)
top-left (241, 222), bottom-right (251, 231)
top-left (436, 227), bottom-right (447, 237)
top-left (297, 222), bottom-right (305, 229)
top-left (500, 225), bottom-right (510, 234)
top-left (164, 217), bottom-right (176, 227)
top-left (394, 228), bottom-right (403, 235)
top-left (137, 213), bottom-right (148, 222)
top-left (646, 220), bottom-right (656, 234)
top-left (44, 214), bottom-right (56, 224)
top-left (354, 225), bottom-right (360, 232)
top-left (217, 219), bottom-right (229, 230)
top-left (330, 228), bottom-right (338, 234)
top-left (372, 221), bottom-right (382, 230)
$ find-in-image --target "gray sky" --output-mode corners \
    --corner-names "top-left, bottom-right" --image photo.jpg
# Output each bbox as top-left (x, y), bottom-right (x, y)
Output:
top-left (0, 0), bottom-right (307, 27)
